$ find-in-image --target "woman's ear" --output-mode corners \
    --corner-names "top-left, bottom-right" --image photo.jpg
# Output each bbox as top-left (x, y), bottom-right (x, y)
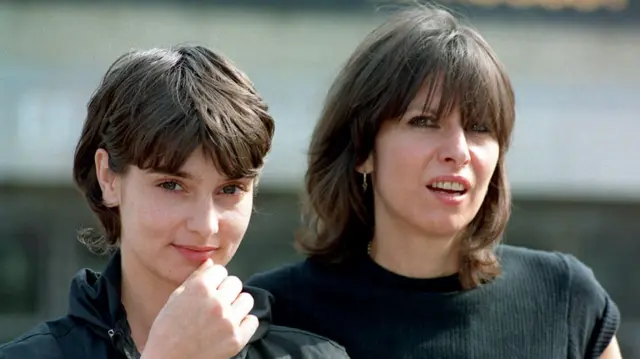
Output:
top-left (94, 148), bottom-right (120, 208)
top-left (356, 153), bottom-right (374, 175)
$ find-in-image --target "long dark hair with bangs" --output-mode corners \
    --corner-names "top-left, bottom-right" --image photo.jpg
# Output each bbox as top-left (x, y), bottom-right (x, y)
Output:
top-left (297, 5), bottom-right (516, 289)
top-left (73, 45), bottom-right (274, 254)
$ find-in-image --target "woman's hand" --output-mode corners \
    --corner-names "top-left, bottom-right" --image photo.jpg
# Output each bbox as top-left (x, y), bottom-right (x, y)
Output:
top-left (142, 259), bottom-right (258, 359)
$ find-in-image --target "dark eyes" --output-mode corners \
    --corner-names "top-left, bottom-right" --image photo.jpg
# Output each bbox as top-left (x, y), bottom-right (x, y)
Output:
top-left (408, 116), bottom-right (491, 134)
top-left (158, 181), bottom-right (246, 195)
top-left (159, 181), bottom-right (183, 192)
top-left (219, 184), bottom-right (245, 195)
top-left (408, 116), bottom-right (438, 127)
top-left (470, 124), bottom-right (490, 133)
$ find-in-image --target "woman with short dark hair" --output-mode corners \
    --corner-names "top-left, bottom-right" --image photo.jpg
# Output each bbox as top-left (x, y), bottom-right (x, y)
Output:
top-left (0, 45), bottom-right (349, 359)
top-left (248, 6), bottom-right (621, 359)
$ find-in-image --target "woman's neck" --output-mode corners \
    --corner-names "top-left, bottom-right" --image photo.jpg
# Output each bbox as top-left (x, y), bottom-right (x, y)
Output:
top-left (369, 216), bottom-right (461, 279)
top-left (120, 248), bottom-right (176, 353)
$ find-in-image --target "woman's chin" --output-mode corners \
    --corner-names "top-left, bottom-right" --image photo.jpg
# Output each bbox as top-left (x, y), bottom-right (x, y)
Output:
top-left (416, 216), bottom-right (470, 239)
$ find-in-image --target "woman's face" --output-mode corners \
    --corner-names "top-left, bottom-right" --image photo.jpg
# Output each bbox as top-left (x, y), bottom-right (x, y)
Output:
top-left (96, 147), bottom-right (255, 286)
top-left (361, 84), bottom-right (500, 240)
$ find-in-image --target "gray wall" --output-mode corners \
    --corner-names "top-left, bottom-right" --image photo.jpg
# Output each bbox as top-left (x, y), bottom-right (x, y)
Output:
top-left (0, 4), bottom-right (639, 199)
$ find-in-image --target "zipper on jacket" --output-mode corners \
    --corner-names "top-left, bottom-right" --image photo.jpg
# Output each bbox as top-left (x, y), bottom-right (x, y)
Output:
top-left (108, 328), bottom-right (119, 344)
top-left (108, 328), bottom-right (140, 359)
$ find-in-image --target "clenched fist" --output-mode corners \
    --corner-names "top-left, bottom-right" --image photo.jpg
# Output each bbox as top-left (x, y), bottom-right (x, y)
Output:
top-left (142, 259), bottom-right (258, 359)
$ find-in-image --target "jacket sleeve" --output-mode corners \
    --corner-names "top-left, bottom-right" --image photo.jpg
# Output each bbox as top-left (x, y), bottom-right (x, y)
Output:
top-left (248, 326), bottom-right (350, 359)
top-left (0, 325), bottom-right (64, 359)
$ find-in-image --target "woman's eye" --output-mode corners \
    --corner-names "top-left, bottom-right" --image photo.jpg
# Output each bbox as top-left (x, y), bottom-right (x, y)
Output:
top-left (470, 124), bottom-right (490, 133)
top-left (159, 181), bottom-right (184, 192)
top-left (408, 115), bottom-right (438, 127)
top-left (220, 184), bottom-right (244, 195)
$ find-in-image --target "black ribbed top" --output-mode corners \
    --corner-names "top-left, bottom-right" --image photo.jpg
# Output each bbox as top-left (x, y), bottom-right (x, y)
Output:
top-left (247, 245), bottom-right (619, 359)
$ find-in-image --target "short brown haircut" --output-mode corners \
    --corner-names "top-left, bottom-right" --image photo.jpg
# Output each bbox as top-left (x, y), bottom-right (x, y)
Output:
top-left (297, 5), bottom-right (515, 289)
top-left (73, 45), bottom-right (274, 254)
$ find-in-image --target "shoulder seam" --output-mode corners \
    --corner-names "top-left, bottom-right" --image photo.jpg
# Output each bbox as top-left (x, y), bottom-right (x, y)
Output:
top-left (0, 332), bottom-right (52, 349)
top-left (0, 320), bottom-right (76, 351)
top-left (556, 252), bottom-right (574, 358)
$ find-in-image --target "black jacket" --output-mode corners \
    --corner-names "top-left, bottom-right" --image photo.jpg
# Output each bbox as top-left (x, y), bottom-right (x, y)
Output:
top-left (0, 252), bottom-right (348, 359)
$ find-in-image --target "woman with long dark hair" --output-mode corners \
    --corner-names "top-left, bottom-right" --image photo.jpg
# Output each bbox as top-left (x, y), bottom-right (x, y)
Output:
top-left (248, 6), bottom-right (621, 359)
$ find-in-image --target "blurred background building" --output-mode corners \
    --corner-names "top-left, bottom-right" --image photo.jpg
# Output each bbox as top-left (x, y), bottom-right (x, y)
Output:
top-left (0, 0), bottom-right (638, 355)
